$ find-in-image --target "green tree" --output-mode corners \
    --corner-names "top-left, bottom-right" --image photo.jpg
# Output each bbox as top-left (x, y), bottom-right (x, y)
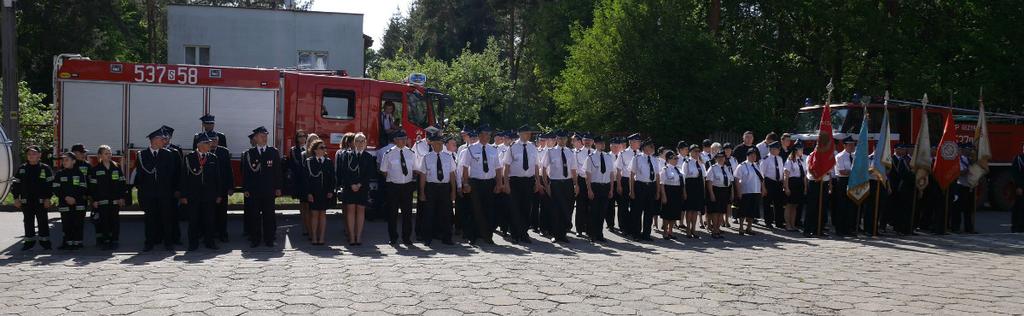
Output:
top-left (0, 80), bottom-right (55, 154)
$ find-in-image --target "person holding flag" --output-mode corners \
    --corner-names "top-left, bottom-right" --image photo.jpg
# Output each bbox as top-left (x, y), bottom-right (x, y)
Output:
top-left (846, 114), bottom-right (872, 236)
top-left (963, 89), bottom-right (992, 234)
top-left (866, 94), bottom-right (894, 236)
top-left (804, 80), bottom-right (837, 238)
top-left (910, 94), bottom-right (933, 232)
top-left (932, 109), bottom-right (962, 234)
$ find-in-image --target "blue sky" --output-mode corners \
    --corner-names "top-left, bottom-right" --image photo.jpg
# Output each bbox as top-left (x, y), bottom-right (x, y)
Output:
top-left (312, 0), bottom-right (414, 50)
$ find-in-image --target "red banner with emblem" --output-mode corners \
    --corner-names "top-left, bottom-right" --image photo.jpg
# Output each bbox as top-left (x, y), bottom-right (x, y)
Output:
top-left (932, 112), bottom-right (960, 190)
top-left (808, 103), bottom-right (836, 179)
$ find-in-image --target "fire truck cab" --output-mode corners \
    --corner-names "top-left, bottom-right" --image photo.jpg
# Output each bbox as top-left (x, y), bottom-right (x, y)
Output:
top-left (792, 98), bottom-right (1024, 211)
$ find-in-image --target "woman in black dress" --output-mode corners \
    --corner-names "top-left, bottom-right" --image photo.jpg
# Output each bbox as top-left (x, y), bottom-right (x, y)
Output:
top-left (304, 139), bottom-right (335, 245)
top-left (682, 145), bottom-right (707, 238)
top-left (339, 133), bottom-right (376, 245)
top-left (783, 145), bottom-right (807, 232)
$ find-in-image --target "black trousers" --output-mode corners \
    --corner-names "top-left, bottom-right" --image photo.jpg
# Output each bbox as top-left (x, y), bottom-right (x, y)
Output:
top-left (456, 191), bottom-right (473, 238)
top-left (495, 191), bottom-right (510, 234)
top-left (952, 184), bottom-right (976, 233)
top-left (588, 183), bottom-right (611, 240)
top-left (616, 177), bottom-right (631, 231)
top-left (861, 180), bottom-right (883, 235)
top-left (59, 209), bottom-right (85, 243)
top-left (188, 198), bottom-right (217, 247)
top-left (469, 178), bottom-right (497, 242)
top-left (574, 176), bottom-right (589, 235)
top-left (385, 182), bottom-right (415, 242)
top-left (832, 177), bottom-right (855, 235)
top-left (242, 196), bottom-right (252, 235)
top-left (509, 177), bottom-right (535, 240)
top-left (423, 183), bottom-right (454, 242)
top-left (95, 204), bottom-right (121, 242)
top-left (764, 179), bottom-right (785, 227)
top-left (1012, 194), bottom-right (1024, 233)
top-left (803, 180), bottom-right (829, 235)
top-left (216, 194), bottom-right (229, 239)
top-left (529, 191), bottom-right (542, 231)
top-left (141, 196), bottom-right (177, 247)
top-left (21, 202), bottom-right (50, 241)
top-left (247, 195), bottom-right (277, 243)
top-left (631, 181), bottom-right (657, 238)
top-left (892, 185), bottom-right (916, 234)
top-left (547, 179), bottom-right (573, 239)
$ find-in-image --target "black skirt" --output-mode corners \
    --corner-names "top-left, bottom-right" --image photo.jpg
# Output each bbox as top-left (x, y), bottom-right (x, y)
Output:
top-left (787, 177), bottom-right (806, 204)
top-left (708, 186), bottom-right (731, 214)
top-left (684, 177), bottom-right (706, 211)
top-left (661, 184), bottom-right (683, 220)
top-left (739, 193), bottom-right (762, 218)
top-left (341, 185), bottom-right (370, 206)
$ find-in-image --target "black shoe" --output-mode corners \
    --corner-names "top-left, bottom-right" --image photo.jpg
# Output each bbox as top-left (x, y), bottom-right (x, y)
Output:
top-left (205, 243), bottom-right (218, 250)
top-left (164, 245), bottom-right (175, 252)
top-left (188, 244), bottom-right (199, 251)
top-left (389, 239), bottom-right (399, 245)
top-left (250, 241), bottom-right (260, 248)
top-left (423, 240), bottom-right (432, 246)
top-left (403, 239), bottom-right (413, 245)
top-left (21, 241), bottom-right (35, 251)
top-left (143, 244), bottom-right (154, 252)
top-left (265, 241), bottom-right (275, 247)
top-left (219, 236), bottom-right (229, 243)
top-left (40, 241), bottom-right (52, 250)
top-left (442, 239), bottom-right (454, 245)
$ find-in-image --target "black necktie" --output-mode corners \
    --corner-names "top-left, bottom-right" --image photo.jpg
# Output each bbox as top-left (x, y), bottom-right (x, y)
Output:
top-left (647, 156), bottom-right (654, 181)
top-left (774, 156), bottom-right (781, 180)
top-left (400, 150), bottom-right (408, 176)
top-left (798, 159), bottom-right (805, 178)
top-left (482, 146), bottom-right (489, 173)
top-left (600, 153), bottom-right (606, 174)
top-left (560, 149), bottom-right (568, 177)
top-left (436, 153), bottom-right (443, 181)
top-left (522, 144), bottom-right (529, 171)
top-left (750, 164), bottom-right (763, 181)
top-left (696, 160), bottom-right (703, 178)
top-left (720, 165), bottom-right (728, 186)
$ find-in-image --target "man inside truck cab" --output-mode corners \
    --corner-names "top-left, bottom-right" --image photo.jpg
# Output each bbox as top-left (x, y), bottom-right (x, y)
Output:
top-left (193, 114), bottom-right (227, 149)
top-left (380, 102), bottom-right (401, 145)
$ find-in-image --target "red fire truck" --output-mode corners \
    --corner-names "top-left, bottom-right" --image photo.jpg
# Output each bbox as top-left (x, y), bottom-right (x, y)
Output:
top-left (50, 54), bottom-right (450, 187)
top-left (792, 98), bottom-right (1024, 211)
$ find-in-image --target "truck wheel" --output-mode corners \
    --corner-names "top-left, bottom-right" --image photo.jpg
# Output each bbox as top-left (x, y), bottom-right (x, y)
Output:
top-left (989, 170), bottom-right (1018, 212)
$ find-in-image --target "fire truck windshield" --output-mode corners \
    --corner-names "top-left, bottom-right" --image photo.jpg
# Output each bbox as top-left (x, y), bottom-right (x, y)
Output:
top-left (796, 107), bottom-right (900, 134)
top-left (407, 91), bottom-right (429, 128)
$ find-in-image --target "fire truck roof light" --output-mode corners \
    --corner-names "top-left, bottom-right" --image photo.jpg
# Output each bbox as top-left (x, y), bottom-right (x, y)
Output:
top-left (408, 73), bottom-right (427, 86)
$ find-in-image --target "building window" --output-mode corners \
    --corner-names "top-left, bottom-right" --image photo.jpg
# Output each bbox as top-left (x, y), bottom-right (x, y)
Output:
top-left (298, 51), bottom-right (328, 70)
top-left (184, 46), bottom-right (210, 65)
top-left (322, 89), bottom-right (356, 120)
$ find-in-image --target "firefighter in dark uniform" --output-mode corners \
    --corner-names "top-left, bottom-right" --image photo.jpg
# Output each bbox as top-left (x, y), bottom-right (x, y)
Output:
top-left (241, 126), bottom-right (283, 247)
top-left (207, 132), bottom-right (234, 242)
top-left (11, 145), bottom-right (55, 250)
top-left (1012, 143), bottom-right (1024, 233)
top-left (952, 143), bottom-right (975, 234)
top-left (417, 133), bottom-right (457, 245)
top-left (179, 133), bottom-right (224, 250)
top-left (890, 144), bottom-right (916, 235)
top-left (833, 138), bottom-right (856, 236)
top-left (89, 145), bottom-right (127, 249)
top-left (70, 144), bottom-right (92, 177)
top-left (55, 152), bottom-right (89, 250)
top-left (158, 125), bottom-right (184, 245)
top-left (135, 128), bottom-right (180, 251)
top-left (193, 114), bottom-right (227, 149)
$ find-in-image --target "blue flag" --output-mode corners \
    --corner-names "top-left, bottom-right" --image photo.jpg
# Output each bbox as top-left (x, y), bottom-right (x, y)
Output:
top-left (869, 108), bottom-right (892, 183)
top-left (847, 116), bottom-right (871, 204)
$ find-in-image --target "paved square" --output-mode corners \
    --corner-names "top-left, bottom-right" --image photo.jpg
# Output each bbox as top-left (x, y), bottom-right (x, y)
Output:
top-left (0, 211), bottom-right (1022, 315)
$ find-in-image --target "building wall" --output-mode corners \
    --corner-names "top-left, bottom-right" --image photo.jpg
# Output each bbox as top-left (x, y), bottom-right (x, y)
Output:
top-left (167, 5), bottom-right (364, 76)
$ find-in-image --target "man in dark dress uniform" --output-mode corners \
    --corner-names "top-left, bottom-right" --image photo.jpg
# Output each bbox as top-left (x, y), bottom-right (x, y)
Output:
top-left (207, 132), bottom-right (234, 242)
top-left (11, 146), bottom-right (55, 250)
top-left (179, 133), bottom-right (224, 251)
top-left (134, 128), bottom-right (180, 251)
top-left (1012, 143), bottom-right (1024, 233)
top-left (890, 144), bottom-right (917, 235)
top-left (158, 125), bottom-right (184, 245)
top-left (241, 126), bottom-right (283, 247)
top-left (193, 114), bottom-right (227, 149)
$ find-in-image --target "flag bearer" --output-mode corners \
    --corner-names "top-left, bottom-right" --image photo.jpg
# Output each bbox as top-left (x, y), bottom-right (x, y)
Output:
top-left (380, 130), bottom-right (417, 245)
top-left (242, 126), bottom-right (283, 248)
top-left (418, 133), bottom-right (457, 245)
top-left (179, 134), bottom-right (224, 251)
top-left (89, 145), bottom-right (127, 249)
top-left (952, 143), bottom-right (976, 233)
top-left (11, 146), bottom-right (54, 250)
top-left (833, 138), bottom-right (857, 236)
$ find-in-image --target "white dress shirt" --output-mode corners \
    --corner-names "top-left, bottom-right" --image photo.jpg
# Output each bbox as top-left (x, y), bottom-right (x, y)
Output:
top-left (629, 153), bottom-right (659, 183)
top-left (759, 154), bottom-right (785, 181)
top-left (575, 147), bottom-right (594, 173)
top-left (380, 146), bottom-right (416, 184)
top-left (659, 164), bottom-right (682, 186)
top-left (734, 161), bottom-right (763, 194)
top-left (584, 151), bottom-right (615, 184)
top-left (419, 151), bottom-right (456, 184)
top-left (706, 163), bottom-right (733, 188)
top-left (835, 150), bottom-right (854, 177)
top-left (784, 156), bottom-right (807, 179)
top-left (459, 142), bottom-right (502, 180)
top-left (543, 145), bottom-right (577, 180)
top-left (616, 148), bottom-right (638, 177)
top-left (503, 140), bottom-right (538, 178)
top-left (682, 157), bottom-right (704, 179)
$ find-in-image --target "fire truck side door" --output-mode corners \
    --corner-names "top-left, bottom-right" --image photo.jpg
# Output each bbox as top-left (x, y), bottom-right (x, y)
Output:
top-left (314, 81), bottom-right (364, 150)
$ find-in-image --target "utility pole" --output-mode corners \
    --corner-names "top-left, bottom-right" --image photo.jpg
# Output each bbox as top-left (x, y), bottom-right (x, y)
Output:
top-left (1, 0), bottom-right (20, 167)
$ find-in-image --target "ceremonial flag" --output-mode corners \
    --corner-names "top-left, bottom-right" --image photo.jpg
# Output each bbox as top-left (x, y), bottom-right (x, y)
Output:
top-left (932, 110), bottom-right (960, 190)
top-left (967, 88), bottom-right (991, 188)
top-left (848, 114), bottom-right (871, 204)
top-left (808, 80), bottom-right (837, 179)
top-left (870, 92), bottom-right (893, 183)
top-left (910, 94), bottom-right (933, 191)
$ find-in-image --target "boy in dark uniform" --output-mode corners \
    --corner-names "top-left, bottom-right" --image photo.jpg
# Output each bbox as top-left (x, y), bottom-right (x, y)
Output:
top-left (11, 146), bottom-right (55, 250)
top-left (159, 125), bottom-right (184, 245)
top-left (241, 126), bottom-right (283, 247)
top-left (55, 152), bottom-right (89, 249)
top-left (89, 145), bottom-right (127, 249)
top-left (207, 132), bottom-right (234, 242)
top-left (135, 128), bottom-right (180, 251)
top-left (180, 133), bottom-right (224, 250)
top-left (890, 144), bottom-right (916, 235)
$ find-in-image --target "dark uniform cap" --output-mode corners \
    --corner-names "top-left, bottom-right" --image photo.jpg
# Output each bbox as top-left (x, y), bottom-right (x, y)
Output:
top-left (460, 125), bottom-right (471, 134)
top-left (677, 141), bottom-right (688, 149)
top-left (593, 135), bottom-right (605, 143)
top-left (252, 126), bottom-right (269, 135)
top-left (747, 148), bottom-right (759, 156)
top-left (689, 144), bottom-right (700, 151)
top-left (538, 132), bottom-right (552, 140)
top-left (555, 130), bottom-right (568, 138)
top-left (466, 129), bottom-right (479, 137)
top-left (793, 142), bottom-right (805, 149)
top-left (196, 133), bottom-right (214, 144)
top-left (702, 139), bottom-right (713, 147)
top-left (159, 125), bottom-right (175, 138)
top-left (71, 143), bottom-right (87, 153)
top-left (642, 139), bottom-right (655, 148)
top-left (722, 142), bottom-right (733, 148)
top-left (26, 145), bottom-right (41, 153)
top-left (200, 114), bottom-right (215, 124)
top-left (714, 152), bottom-right (726, 158)
top-left (582, 133), bottom-right (594, 140)
top-left (843, 138), bottom-right (857, 144)
top-left (392, 130), bottom-right (408, 139)
top-left (428, 133), bottom-right (444, 142)
top-left (664, 151), bottom-right (678, 161)
top-left (769, 142), bottom-right (781, 149)
top-left (147, 128), bottom-right (168, 139)
top-left (478, 124), bottom-right (493, 133)
top-left (627, 133), bottom-right (641, 141)
top-left (62, 151), bottom-right (76, 159)
top-left (443, 135), bottom-right (456, 143)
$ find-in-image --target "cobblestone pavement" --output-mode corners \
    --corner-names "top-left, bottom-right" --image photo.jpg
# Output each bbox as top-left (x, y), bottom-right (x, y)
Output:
top-left (0, 212), bottom-right (1022, 315)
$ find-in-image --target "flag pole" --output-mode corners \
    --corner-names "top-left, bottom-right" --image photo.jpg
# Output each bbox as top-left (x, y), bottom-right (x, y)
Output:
top-left (816, 79), bottom-right (834, 236)
top-left (873, 184), bottom-right (880, 236)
